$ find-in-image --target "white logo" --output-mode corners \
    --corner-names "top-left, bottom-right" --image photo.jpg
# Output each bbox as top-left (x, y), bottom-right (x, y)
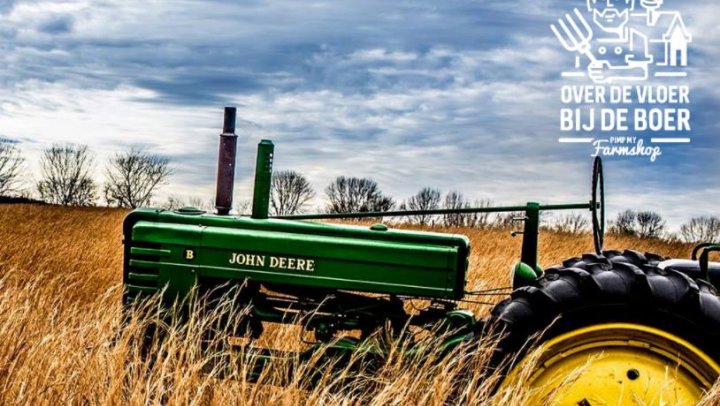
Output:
top-left (552, 0), bottom-right (691, 84)
top-left (552, 0), bottom-right (693, 160)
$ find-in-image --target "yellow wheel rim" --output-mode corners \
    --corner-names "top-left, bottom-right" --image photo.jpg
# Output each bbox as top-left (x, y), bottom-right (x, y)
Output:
top-left (500, 323), bottom-right (720, 405)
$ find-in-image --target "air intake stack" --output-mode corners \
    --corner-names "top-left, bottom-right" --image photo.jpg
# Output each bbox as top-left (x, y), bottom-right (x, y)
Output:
top-left (252, 140), bottom-right (274, 219)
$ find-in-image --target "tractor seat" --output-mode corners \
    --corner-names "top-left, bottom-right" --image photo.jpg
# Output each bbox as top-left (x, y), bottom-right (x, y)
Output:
top-left (658, 259), bottom-right (720, 281)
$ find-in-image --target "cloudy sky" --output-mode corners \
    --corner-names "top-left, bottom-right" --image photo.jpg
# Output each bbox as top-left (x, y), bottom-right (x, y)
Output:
top-left (0, 0), bottom-right (718, 229)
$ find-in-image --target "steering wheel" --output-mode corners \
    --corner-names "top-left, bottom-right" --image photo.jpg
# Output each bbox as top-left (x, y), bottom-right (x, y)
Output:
top-left (591, 157), bottom-right (605, 255)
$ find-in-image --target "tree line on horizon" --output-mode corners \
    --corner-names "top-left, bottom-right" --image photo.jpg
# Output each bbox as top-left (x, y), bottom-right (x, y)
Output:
top-left (0, 139), bottom-right (718, 244)
top-left (1, 140), bottom-right (172, 209)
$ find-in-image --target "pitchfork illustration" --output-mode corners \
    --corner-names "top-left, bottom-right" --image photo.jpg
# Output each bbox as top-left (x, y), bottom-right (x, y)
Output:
top-left (551, 8), bottom-right (598, 63)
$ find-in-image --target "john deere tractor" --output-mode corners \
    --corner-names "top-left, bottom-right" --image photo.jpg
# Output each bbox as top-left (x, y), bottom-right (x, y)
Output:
top-left (123, 108), bottom-right (720, 404)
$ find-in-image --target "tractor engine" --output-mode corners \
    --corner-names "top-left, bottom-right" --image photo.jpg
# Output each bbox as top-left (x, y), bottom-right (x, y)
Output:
top-left (122, 207), bottom-right (470, 338)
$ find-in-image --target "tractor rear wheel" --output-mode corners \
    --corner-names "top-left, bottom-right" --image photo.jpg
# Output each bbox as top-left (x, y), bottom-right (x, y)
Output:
top-left (489, 250), bottom-right (720, 405)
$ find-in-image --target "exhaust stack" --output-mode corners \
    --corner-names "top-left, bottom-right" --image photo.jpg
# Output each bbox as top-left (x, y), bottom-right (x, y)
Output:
top-left (215, 107), bottom-right (238, 215)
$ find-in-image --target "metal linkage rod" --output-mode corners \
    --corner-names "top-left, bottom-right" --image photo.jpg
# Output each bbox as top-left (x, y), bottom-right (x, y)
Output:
top-left (273, 202), bottom-right (593, 220)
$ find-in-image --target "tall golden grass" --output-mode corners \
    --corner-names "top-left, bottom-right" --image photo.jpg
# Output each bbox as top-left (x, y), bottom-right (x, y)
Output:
top-left (0, 204), bottom-right (718, 405)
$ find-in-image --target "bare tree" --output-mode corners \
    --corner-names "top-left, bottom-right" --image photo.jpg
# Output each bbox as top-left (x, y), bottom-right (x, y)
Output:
top-left (441, 194), bottom-right (495, 228)
top-left (610, 209), bottom-right (637, 236)
top-left (37, 144), bottom-right (97, 206)
top-left (662, 232), bottom-right (683, 244)
top-left (552, 212), bottom-right (590, 234)
top-left (325, 176), bottom-right (395, 214)
top-left (680, 216), bottom-right (720, 243)
top-left (104, 148), bottom-right (172, 208)
top-left (442, 191), bottom-right (466, 227)
top-left (163, 196), bottom-right (225, 212)
top-left (270, 170), bottom-right (315, 216)
top-left (636, 211), bottom-right (665, 239)
top-left (467, 198), bottom-right (495, 229)
top-left (493, 211), bottom-right (521, 229)
top-left (0, 139), bottom-right (23, 197)
top-left (400, 187), bottom-right (441, 225)
top-left (163, 195), bottom-right (187, 210)
top-left (188, 196), bottom-right (213, 211)
top-left (234, 199), bottom-right (251, 215)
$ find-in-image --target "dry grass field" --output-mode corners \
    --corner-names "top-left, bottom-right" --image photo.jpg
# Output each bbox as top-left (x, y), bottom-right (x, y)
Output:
top-left (0, 204), bottom-right (718, 405)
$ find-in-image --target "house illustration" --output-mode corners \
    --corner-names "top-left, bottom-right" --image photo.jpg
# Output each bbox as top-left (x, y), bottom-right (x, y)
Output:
top-left (641, 2), bottom-right (692, 67)
top-left (660, 13), bottom-right (691, 66)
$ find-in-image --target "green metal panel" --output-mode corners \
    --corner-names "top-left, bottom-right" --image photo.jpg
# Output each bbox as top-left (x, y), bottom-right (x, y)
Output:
top-left (126, 219), bottom-right (201, 302)
top-left (252, 140), bottom-right (274, 219)
top-left (123, 209), bottom-right (470, 301)
top-left (199, 226), bottom-right (458, 296)
top-left (511, 261), bottom-right (540, 289)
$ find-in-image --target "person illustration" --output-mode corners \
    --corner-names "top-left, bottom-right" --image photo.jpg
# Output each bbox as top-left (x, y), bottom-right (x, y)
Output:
top-left (552, 0), bottom-right (656, 84)
top-left (585, 0), bottom-right (653, 83)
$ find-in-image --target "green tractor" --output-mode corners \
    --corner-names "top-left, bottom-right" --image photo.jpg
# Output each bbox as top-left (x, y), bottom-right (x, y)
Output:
top-left (123, 108), bottom-right (720, 404)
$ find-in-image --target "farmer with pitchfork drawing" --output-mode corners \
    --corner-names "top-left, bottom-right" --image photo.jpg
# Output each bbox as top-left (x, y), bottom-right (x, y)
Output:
top-left (553, 0), bottom-right (653, 84)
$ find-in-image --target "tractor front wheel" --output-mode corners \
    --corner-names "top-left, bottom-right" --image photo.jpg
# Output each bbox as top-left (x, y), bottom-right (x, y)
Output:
top-left (490, 250), bottom-right (720, 405)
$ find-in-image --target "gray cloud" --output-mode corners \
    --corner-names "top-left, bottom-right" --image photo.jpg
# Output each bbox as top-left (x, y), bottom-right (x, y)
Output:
top-left (0, 0), bottom-right (15, 14)
top-left (0, 0), bottom-right (717, 230)
top-left (37, 15), bottom-right (73, 34)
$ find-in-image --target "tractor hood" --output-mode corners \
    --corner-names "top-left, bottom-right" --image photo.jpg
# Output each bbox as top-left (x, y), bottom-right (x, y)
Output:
top-left (123, 208), bottom-right (470, 303)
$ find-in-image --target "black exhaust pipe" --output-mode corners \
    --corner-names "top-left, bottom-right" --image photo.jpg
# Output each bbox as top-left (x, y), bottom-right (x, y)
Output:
top-left (215, 107), bottom-right (238, 215)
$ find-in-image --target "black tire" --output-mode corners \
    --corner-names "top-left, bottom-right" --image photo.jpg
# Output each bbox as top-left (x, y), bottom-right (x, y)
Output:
top-left (488, 249), bottom-right (720, 377)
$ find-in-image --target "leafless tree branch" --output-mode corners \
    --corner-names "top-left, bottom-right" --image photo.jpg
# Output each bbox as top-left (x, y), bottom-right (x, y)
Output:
top-left (680, 216), bottom-right (720, 243)
top-left (400, 187), bottom-right (441, 225)
top-left (325, 176), bottom-right (394, 217)
top-left (270, 170), bottom-right (315, 216)
top-left (104, 148), bottom-right (172, 208)
top-left (0, 140), bottom-right (24, 197)
top-left (37, 144), bottom-right (96, 206)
